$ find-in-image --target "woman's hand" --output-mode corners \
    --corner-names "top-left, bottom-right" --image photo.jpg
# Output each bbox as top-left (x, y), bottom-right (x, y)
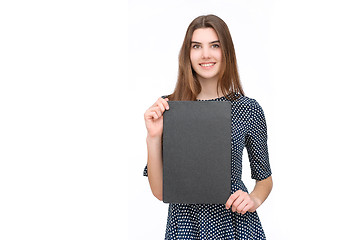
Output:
top-left (225, 190), bottom-right (262, 215)
top-left (144, 97), bottom-right (170, 138)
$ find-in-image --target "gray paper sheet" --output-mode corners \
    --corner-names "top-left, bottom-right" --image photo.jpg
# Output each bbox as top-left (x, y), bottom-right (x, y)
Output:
top-left (162, 101), bottom-right (231, 204)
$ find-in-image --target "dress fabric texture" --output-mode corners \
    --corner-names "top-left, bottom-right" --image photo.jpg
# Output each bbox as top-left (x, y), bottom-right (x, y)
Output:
top-left (143, 93), bottom-right (272, 240)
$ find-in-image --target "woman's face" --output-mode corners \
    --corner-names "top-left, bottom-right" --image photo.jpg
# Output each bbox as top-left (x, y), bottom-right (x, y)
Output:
top-left (190, 28), bottom-right (222, 82)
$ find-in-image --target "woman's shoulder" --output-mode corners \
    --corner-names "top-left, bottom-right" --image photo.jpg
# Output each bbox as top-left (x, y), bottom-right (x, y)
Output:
top-left (231, 93), bottom-right (257, 105)
top-left (231, 93), bottom-right (265, 113)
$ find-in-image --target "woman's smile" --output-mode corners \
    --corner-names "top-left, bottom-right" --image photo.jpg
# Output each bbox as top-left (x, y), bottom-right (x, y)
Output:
top-left (199, 62), bottom-right (216, 68)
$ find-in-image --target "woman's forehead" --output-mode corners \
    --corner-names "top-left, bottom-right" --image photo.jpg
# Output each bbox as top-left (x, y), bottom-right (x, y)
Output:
top-left (191, 28), bottom-right (219, 43)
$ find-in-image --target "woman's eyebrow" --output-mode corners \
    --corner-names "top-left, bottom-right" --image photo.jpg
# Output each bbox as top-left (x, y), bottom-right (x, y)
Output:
top-left (191, 40), bottom-right (220, 44)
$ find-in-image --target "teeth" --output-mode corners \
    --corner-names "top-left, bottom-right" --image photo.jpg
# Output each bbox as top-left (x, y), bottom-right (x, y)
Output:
top-left (200, 63), bottom-right (215, 67)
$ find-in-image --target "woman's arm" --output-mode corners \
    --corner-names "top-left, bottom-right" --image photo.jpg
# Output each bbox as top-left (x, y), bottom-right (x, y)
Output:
top-left (225, 99), bottom-right (273, 214)
top-left (249, 175), bottom-right (273, 208)
top-left (143, 97), bottom-right (169, 201)
top-left (146, 135), bottom-right (163, 201)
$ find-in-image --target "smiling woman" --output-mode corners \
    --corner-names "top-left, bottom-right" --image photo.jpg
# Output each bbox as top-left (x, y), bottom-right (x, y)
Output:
top-left (143, 14), bottom-right (273, 240)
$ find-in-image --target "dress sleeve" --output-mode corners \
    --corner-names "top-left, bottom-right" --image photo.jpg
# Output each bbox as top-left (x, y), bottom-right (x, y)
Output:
top-left (143, 165), bottom-right (148, 177)
top-left (245, 99), bottom-right (272, 180)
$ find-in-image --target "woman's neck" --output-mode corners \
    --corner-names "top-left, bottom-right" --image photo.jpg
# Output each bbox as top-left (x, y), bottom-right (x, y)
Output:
top-left (196, 76), bottom-right (223, 100)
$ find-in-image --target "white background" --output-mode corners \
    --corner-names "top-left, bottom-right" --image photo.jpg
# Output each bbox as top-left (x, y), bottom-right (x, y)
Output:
top-left (1, 0), bottom-right (359, 239)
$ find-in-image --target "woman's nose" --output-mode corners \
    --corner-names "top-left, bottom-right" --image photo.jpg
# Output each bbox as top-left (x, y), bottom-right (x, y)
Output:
top-left (201, 46), bottom-right (210, 59)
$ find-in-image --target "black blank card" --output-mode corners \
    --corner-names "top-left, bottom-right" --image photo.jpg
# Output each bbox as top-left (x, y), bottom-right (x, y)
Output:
top-left (162, 101), bottom-right (231, 204)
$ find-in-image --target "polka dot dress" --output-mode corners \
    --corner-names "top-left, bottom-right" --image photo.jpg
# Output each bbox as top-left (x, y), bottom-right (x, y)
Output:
top-left (144, 92), bottom-right (272, 239)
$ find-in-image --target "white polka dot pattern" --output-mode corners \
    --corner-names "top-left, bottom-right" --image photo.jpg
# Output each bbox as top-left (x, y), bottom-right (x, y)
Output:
top-left (143, 93), bottom-right (272, 239)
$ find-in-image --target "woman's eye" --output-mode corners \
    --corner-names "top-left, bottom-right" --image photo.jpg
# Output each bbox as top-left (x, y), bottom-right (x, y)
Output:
top-left (192, 45), bottom-right (201, 49)
top-left (212, 44), bottom-right (220, 48)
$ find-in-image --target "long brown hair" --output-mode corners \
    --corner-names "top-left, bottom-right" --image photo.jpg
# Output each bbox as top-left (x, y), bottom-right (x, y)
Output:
top-left (167, 14), bottom-right (245, 101)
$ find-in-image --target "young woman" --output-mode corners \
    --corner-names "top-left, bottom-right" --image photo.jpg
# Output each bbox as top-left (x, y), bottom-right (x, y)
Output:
top-left (143, 14), bottom-right (273, 239)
